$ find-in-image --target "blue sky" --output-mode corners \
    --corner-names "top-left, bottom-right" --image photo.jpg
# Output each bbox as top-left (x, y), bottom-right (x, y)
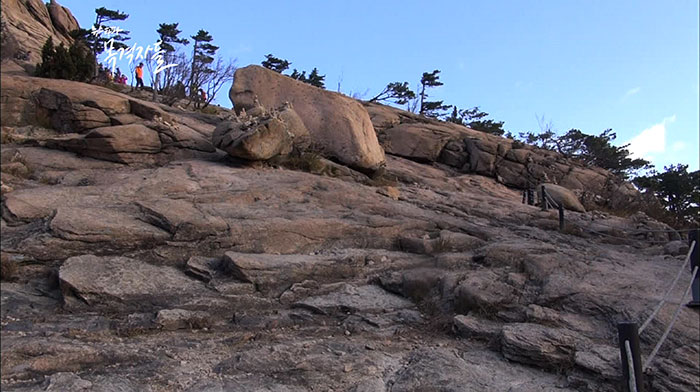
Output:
top-left (61, 0), bottom-right (699, 171)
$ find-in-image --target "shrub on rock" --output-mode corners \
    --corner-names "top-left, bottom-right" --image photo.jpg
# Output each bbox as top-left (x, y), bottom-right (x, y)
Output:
top-left (35, 37), bottom-right (95, 83)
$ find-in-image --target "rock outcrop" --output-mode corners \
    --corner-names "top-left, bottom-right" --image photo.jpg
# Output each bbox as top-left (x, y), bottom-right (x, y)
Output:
top-left (1, 73), bottom-right (219, 165)
top-left (364, 101), bottom-right (641, 211)
top-left (229, 65), bottom-right (385, 171)
top-left (1, 0), bottom-right (78, 65)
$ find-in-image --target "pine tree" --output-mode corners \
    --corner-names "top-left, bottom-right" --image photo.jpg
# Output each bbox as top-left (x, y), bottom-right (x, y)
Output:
top-left (518, 128), bottom-right (651, 179)
top-left (261, 54), bottom-right (291, 73)
top-left (306, 68), bottom-right (325, 88)
top-left (70, 7), bottom-right (129, 75)
top-left (155, 23), bottom-right (188, 93)
top-left (188, 30), bottom-right (219, 96)
top-left (633, 164), bottom-right (700, 223)
top-left (290, 69), bottom-right (305, 81)
top-left (369, 82), bottom-right (416, 105)
top-left (157, 23), bottom-right (189, 53)
top-left (35, 37), bottom-right (95, 82)
top-left (446, 107), bottom-right (462, 124)
top-left (419, 70), bottom-right (450, 117)
top-left (285, 64), bottom-right (325, 89)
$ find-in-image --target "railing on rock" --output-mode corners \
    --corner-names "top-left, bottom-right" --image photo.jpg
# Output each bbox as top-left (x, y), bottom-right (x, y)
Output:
top-left (521, 186), bottom-right (699, 391)
top-left (616, 234), bottom-right (698, 392)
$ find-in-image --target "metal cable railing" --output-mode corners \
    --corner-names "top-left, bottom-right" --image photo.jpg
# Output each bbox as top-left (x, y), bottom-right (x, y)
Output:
top-left (639, 241), bottom-right (696, 333)
top-left (643, 263), bottom-right (699, 370)
top-left (616, 239), bottom-right (698, 391)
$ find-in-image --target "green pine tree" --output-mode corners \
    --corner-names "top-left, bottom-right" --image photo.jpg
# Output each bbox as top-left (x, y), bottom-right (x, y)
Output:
top-left (306, 68), bottom-right (325, 88)
top-left (155, 22), bottom-right (188, 91)
top-left (633, 164), bottom-right (700, 223)
top-left (369, 82), bottom-right (416, 105)
top-left (188, 30), bottom-right (219, 96)
top-left (71, 7), bottom-right (130, 68)
top-left (35, 37), bottom-right (95, 82)
top-left (419, 70), bottom-right (451, 117)
top-left (261, 54), bottom-right (291, 73)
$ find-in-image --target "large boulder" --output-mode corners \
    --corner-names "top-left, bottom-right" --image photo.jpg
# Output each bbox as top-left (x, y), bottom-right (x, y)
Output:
top-left (229, 65), bottom-right (385, 170)
top-left (212, 114), bottom-right (295, 161)
top-left (538, 183), bottom-right (586, 213)
top-left (1, 0), bottom-right (77, 65)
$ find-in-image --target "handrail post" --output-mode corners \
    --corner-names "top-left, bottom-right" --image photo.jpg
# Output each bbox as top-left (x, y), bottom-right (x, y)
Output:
top-left (540, 185), bottom-right (547, 211)
top-left (688, 230), bottom-right (699, 307)
top-left (618, 322), bottom-right (645, 392)
top-left (558, 204), bottom-right (564, 231)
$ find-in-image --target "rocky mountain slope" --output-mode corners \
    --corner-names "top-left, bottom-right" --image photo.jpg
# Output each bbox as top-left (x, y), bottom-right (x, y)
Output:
top-left (1, 54), bottom-right (698, 392)
top-left (1, 0), bottom-right (79, 66)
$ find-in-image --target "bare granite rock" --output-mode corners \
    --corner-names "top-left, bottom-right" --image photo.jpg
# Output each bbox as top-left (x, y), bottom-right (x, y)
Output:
top-left (230, 65), bottom-right (385, 170)
top-left (501, 323), bottom-right (580, 369)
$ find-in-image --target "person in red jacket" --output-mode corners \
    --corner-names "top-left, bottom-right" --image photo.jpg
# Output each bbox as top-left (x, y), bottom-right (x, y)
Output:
top-left (196, 88), bottom-right (207, 109)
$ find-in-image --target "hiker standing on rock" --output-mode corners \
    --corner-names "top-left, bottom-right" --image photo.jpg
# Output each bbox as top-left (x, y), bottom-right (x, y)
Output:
top-left (196, 88), bottom-right (207, 109)
top-left (135, 62), bottom-right (145, 90)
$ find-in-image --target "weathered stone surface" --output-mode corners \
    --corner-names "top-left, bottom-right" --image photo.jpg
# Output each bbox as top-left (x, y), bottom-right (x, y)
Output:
top-left (184, 256), bottom-right (220, 283)
top-left (439, 230), bottom-right (486, 251)
top-left (525, 305), bottom-right (601, 336)
top-left (83, 124), bottom-right (162, 153)
top-left (43, 372), bottom-right (93, 391)
top-left (59, 255), bottom-right (207, 310)
top-left (32, 83), bottom-right (131, 126)
top-left (109, 113), bottom-right (142, 126)
top-left (47, 1), bottom-right (79, 37)
top-left (1, 0), bottom-right (77, 65)
top-left (539, 183), bottom-right (586, 212)
top-left (398, 230), bottom-right (484, 255)
top-left (362, 101), bottom-right (401, 131)
top-left (229, 65), bottom-right (385, 170)
top-left (50, 207), bottom-right (170, 243)
top-left (573, 344), bottom-right (619, 380)
top-left (350, 377), bottom-right (386, 392)
top-left (0, 339), bottom-right (109, 380)
top-left (464, 138), bottom-right (497, 175)
top-left (34, 88), bottom-right (113, 132)
top-left (129, 99), bottom-right (171, 122)
top-left (454, 270), bottom-right (516, 314)
top-left (222, 251), bottom-right (364, 296)
top-left (52, 124), bottom-right (162, 163)
top-left (453, 314), bottom-right (503, 341)
top-left (663, 240), bottom-right (689, 256)
top-left (651, 344), bottom-right (700, 392)
top-left (212, 117), bottom-right (293, 160)
top-left (390, 348), bottom-right (576, 391)
top-left (381, 123), bottom-right (451, 162)
top-left (501, 323), bottom-right (579, 369)
top-left (389, 348), bottom-right (480, 391)
top-left (294, 284), bottom-right (414, 314)
top-left (277, 105), bottom-right (311, 150)
top-left (294, 284), bottom-right (413, 315)
top-left (155, 309), bottom-right (212, 330)
top-left (137, 198), bottom-right (228, 241)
